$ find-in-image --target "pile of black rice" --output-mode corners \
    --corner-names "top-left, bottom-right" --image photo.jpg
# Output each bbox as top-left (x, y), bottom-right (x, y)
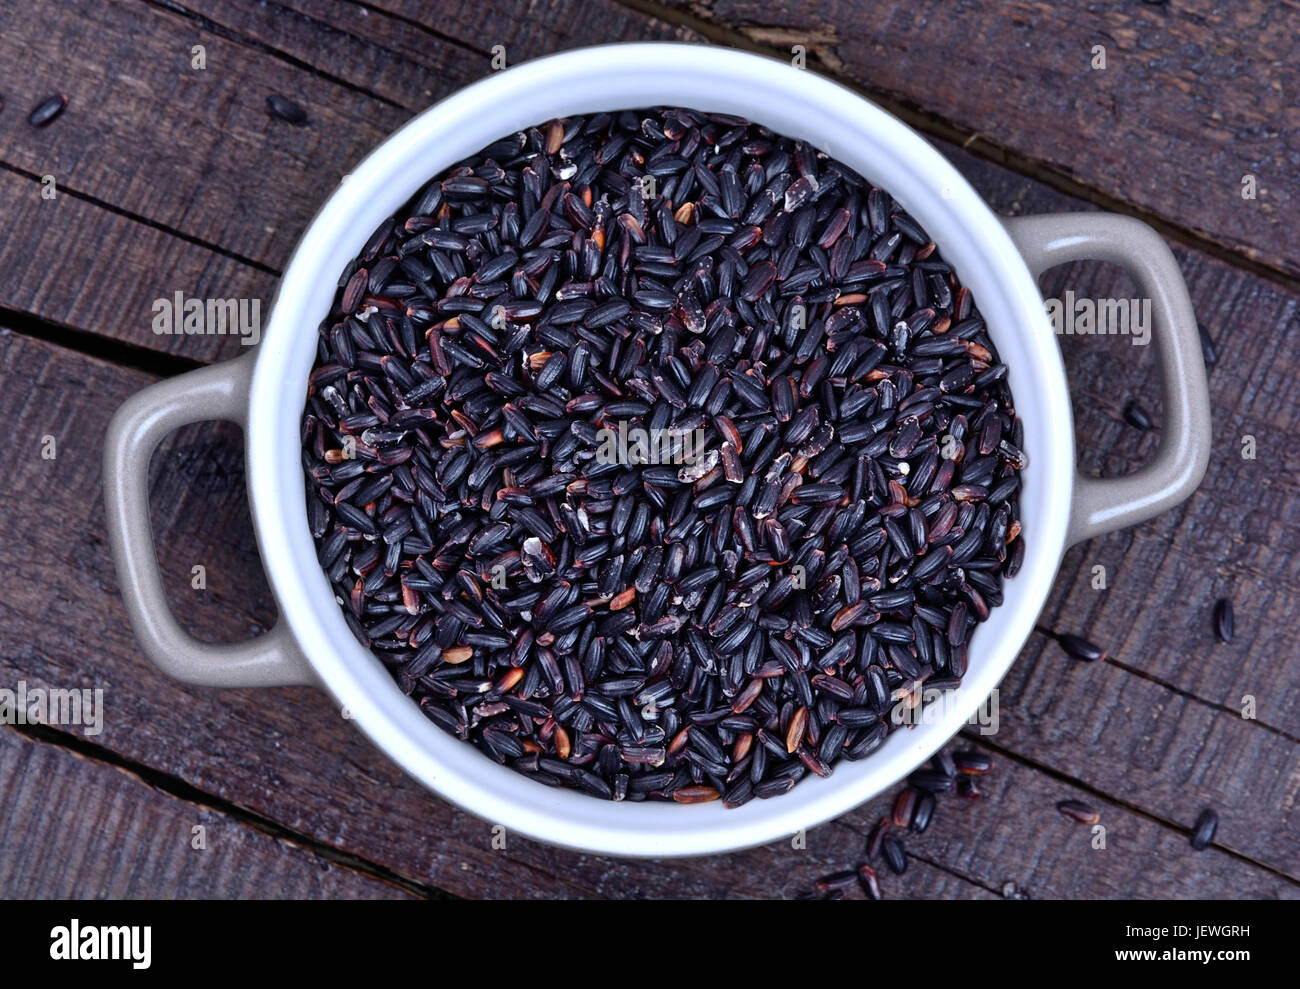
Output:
top-left (301, 107), bottom-right (1025, 807)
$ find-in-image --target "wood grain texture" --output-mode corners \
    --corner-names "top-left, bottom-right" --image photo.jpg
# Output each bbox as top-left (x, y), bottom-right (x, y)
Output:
top-left (187, 0), bottom-right (696, 108)
top-left (0, 169), bottom-right (275, 362)
top-left (0, 0), bottom-right (407, 268)
top-left (0, 728), bottom-right (411, 898)
top-left (666, 0), bottom-right (1299, 276)
top-left (919, 738), bottom-right (1297, 900)
top-left (0, 0), bottom-right (700, 273)
top-left (768, 738), bottom-right (1297, 900)
top-left (979, 637), bottom-right (1299, 875)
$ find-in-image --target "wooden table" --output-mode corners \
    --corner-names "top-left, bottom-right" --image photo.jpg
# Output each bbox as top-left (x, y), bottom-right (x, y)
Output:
top-left (1, 0), bottom-right (1295, 899)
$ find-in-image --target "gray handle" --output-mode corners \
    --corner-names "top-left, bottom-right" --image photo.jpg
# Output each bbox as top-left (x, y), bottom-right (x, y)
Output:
top-left (103, 354), bottom-right (314, 687)
top-left (1005, 213), bottom-right (1212, 545)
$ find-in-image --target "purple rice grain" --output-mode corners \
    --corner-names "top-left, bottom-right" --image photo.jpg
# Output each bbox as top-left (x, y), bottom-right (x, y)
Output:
top-left (908, 769), bottom-right (954, 793)
top-left (866, 817), bottom-right (891, 860)
top-left (1056, 632), bottom-right (1107, 663)
top-left (857, 864), bottom-right (883, 899)
top-left (1122, 400), bottom-right (1153, 431)
top-left (267, 94), bottom-right (308, 125)
top-left (881, 834), bottom-right (908, 875)
top-left (28, 94), bottom-right (67, 127)
top-left (1056, 800), bottom-right (1100, 825)
top-left (957, 776), bottom-right (982, 799)
top-left (1190, 807), bottom-right (1218, 850)
top-left (910, 791), bottom-right (936, 833)
top-left (892, 787), bottom-right (917, 828)
top-left (1213, 598), bottom-right (1234, 643)
top-left (954, 749), bottom-right (992, 775)
top-left (931, 749), bottom-right (957, 778)
top-left (815, 869), bottom-right (859, 893)
top-left (301, 107), bottom-right (1025, 805)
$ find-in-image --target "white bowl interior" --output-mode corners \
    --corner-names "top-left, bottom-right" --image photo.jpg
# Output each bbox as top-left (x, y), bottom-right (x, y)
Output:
top-left (248, 44), bottom-right (1072, 857)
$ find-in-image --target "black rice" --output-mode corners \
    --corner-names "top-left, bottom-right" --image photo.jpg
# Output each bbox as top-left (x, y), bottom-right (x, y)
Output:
top-left (1213, 598), bottom-right (1234, 643)
top-left (953, 749), bottom-right (992, 774)
top-left (1122, 400), bottom-right (1153, 431)
top-left (301, 107), bottom-right (1025, 805)
top-left (28, 94), bottom-right (67, 127)
top-left (1056, 799), bottom-right (1100, 825)
top-left (1190, 807), bottom-right (1218, 850)
top-left (957, 776), bottom-right (982, 799)
top-left (1055, 632), bottom-right (1107, 663)
top-left (910, 791), bottom-right (935, 833)
top-left (857, 864), bottom-right (883, 899)
top-left (881, 834), bottom-right (908, 875)
top-left (267, 94), bottom-right (308, 125)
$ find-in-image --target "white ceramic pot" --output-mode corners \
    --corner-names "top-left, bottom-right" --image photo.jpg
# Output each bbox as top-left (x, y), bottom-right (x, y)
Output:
top-left (104, 44), bottom-right (1211, 857)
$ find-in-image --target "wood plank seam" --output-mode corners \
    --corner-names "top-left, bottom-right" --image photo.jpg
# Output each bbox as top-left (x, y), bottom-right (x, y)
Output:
top-left (0, 304), bottom-right (204, 379)
top-left (145, 0), bottom-right (410, 109)
top-left (963, 730), bottom-right (1300, 886)
top-left (3, 719), bottom-right (456, 900)
top-left (0, 161), bottom-right (277, 275)
top-left (0, 725), bottom-right (416, 898)
top-left (1028, 628), bottom-right (1300, 746)
top-left (348, 0), bottom-right (496, 56)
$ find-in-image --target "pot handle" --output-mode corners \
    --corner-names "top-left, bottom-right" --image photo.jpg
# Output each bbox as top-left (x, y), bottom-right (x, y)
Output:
top-left (103, 353), bottom-right (314, 687)
top-left (1004, 213), bottom-right (1212, 546)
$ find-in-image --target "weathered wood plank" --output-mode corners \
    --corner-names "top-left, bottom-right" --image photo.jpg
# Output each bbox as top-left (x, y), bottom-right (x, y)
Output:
top-left (0, 0), bottom-right (698, 275)
top-left (972, 634), bottom-right (1300, 876)
top-left (774, 738), bottom-right (1297, 900)
top-left (0, 727), bottom-right (413, 898)
top-left (183, 0), bottom-right (696, 108)
top-left (361, 0), bottom-right (694, 55)
top-left (922, 738), bottom-right (1296, 900)
top-left (0, 0), bottom-right (407, 268)
top-left (0, 170), bottom-right (274, 363)
top-left (666, 0), bottom-right (1300, 277)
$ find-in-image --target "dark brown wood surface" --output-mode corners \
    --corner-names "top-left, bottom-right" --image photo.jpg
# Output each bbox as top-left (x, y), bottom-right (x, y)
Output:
top-left (0, 0), bottom-right (1295, 899)
top-left (0, 726), bottom-right (415, 898)
top-left (662, 0), bottom-right (1300, 281)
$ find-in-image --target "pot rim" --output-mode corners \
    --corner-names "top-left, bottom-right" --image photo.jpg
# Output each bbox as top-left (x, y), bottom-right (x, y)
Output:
top-left (247, 42), bottom-right (1072, 858)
